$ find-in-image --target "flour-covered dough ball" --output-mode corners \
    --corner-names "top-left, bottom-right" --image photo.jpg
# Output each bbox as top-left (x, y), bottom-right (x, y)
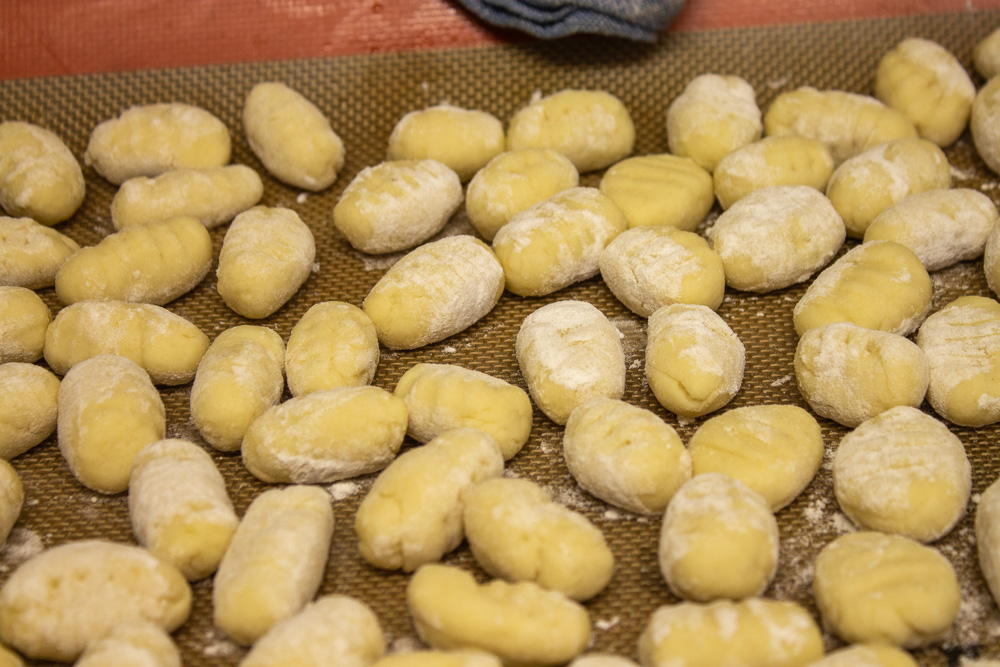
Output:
top-left (0, 216), bottom-right (79, 289)
top-left (507, 89), bottom-right (635, 172)
top-left (687, 404), bottom-right (823, 511)
top-left (806, 643), bottom-right (919, 667)
top-left (285, 301), bottom-right (378, 396)
top-left (74, 620), bottom-right (181, 667)
top-left (388, 104), bottom-right (505, 182)
top-left (0, 363), bottom-right (59, 459)
top-left (667, 73), bottom-right (762, 172)
top-left (465, 148), bottom-right (579, 241)
top-left (0, 286), bottom-right (49, 363)
top-left (708, 185), bottom-right (845, 292)
top-left (812, 531), bottom-right (960, 648)
top-left (516, 300), bottom-right (625, 425)
top-left (563, 397), bottom-right (691, 515)
top-left (976, 474), bottom-right (1000, 609)
top-left (976, 27), bottom-right (1000, 79)
top-left (713, 136), bottom-right (835, 209)
top-left (972, 76), bottom-right (1000, 175)
top-left (0, 460), bottom-right (23, 547)
top-left (0, 121), bottom-right (85, 226)
top-left (598, 154), bottom-right (714, 231)
top-left (645, 304), bottom-right (745, 419)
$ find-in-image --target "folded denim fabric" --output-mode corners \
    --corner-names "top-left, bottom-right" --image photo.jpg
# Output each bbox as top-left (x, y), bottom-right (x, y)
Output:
top-left (454, 0), bottom-right (685, 41)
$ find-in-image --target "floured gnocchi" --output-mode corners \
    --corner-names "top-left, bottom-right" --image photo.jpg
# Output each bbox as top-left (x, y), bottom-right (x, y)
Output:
top-left (0, 459), bottom-right (23, 547)
top-left (972, 76), bottom-right (1000, 175)
top-left (387, 104), bottom-right (505, 181)
top-left (598, 154), bottom-right (714, 231)
top-left (712, 136), bottom-right (835, 209)
top-left (74, 620), bottom-right (181, 667)
top-left (976, 474), bottom-right (1000, 609)
top-left (976, 26), bottom-right (1000, 79)
top-left (0, 286), bottom-right (49, 363)
top-left (0, 362), bottom-right (59, 459)
top-left (0, 121), bottom-right (85, 226)
top-left (285, 301), bottom-right (379, 396)
top-left (805, 643), bottom-right (919, 667)
top-left (0, 216), bottom-right (79, 289)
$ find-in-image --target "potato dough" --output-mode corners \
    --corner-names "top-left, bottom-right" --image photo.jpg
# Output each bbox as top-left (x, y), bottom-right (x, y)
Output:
top-left (372, 651), bottom-right (502, 667)
top-left (713, 136), bottom-right (835, 209)
top-left (0, 286), bottom-right (49, 363)
top-left (55, 215), bottom-right (213, 306)
top-left (792, 240), bottom-right (932, 337)
top-left (687, 404), bottom-right (823, 511)
top-left (812, 531), bottom-right (960, 648)
top-left (387, 104), bottom-right (505, 181)
top-left (972, 76), bottom-right (1000, 175)
top-left (0, 121), bottom-right (85, 225)
top-left (0, 216), bottom-right (79, 288)
top-left (57, 355), bottom-right (165, 494)
top-left (805, 643), bottom-right (919, 667)
top-left (975, 27), bottom-right (1000, 79)
top-left (355, 428), bottom-right (504, 571)
top-left (666, 73), bottom-right (762, 172)
top-left (465, 148), bottom-right (579, 241)
top-left (190, 325), bottom-right (286, 452)
top-left (394, 362), bottom-right (532, 460)
top-left (363, 235), bottom-right (504, 349)
top-left (516, 300), bottom-right (625, 425)
top-left (976, 475), bottom-right (1000, 609)
top-left (129, 439), bottom-right (239, 581)
top-left (506, 89), bottom-right (635, 172)
top-left (463, 477), bottom-right (614, 601)
top-left (708, 185), bottom-right (845, 292)
top-left (74, 620), bottom-right (180, 667)
top-left (794, 323), bottom-right (929, 428)
top-left (242, 385), bottom-right (407, 484)
top-left (407, 563), bottom-right (591, 666)
top-left (0, 362), bottom-right (59, 459)
top-left (213, 485), bottom-right (334, 645)
top-left (333, 159), bottom-right (462, 254)
top-left (110, 165), bottom-right (264, 230)
top-left (0, 460), bottom-right (23, 547)
top-left (493, 187), bottom-right (626, 297)
top-left (244, 81), bottom-right (345, 191)
top-left (645, 303), bottom-right (745, 419)
top-left (563, 397), bottom-right (691, 515)
top-left (84, 103), bottom-right (231, 185)
top-left (598, 154), bottom-right (714, 231)
top-left (285, 301), bottom-right (378, 396)
top-left (0, 540), bottom-right (191, 662)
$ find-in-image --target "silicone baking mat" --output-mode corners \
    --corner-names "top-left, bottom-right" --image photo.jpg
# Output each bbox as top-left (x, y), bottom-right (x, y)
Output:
top-left (2, 10), bottom-right (1000, 665)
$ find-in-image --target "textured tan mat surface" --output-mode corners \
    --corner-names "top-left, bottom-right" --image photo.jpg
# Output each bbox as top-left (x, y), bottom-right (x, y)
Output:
top-left (3, 11), bottom-right (1000, 665)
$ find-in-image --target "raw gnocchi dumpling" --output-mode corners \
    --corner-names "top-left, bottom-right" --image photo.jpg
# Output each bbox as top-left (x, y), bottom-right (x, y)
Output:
top-left (0, 121), bottom-right (85, 226)
top-left (712, 136), bottom-right (835, 209)
top-left (800, 643), bottom-right (919, 667)
top-left (0, 459), bottom-right (23, 547)
top-left (0, 362), bottom-right (59, 459)
top-left (387, 104), bottom-right (505, 182)
top-left (0, 216), bottom-right (80, 289)
top-left (74, 620), bottom-right (180, 667)
top-left (285, 301), bottom-right (379, 396)
top-left (975, 26), bottom-right (1000, 79)
top-left (976, 474), bottom-right (1000, 609)
top-left (972, 76), bottom-right (1000, 175)
top-left (0, 286), bottom-right (49, 363)
top-left (598, 154), bottom-right (714, 231)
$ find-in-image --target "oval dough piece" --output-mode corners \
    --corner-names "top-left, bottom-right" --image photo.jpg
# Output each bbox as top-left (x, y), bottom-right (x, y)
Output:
top-left (713, 136), bottom-right (835, 210)
top-left (708, 185), bottom-right (845, 292)
top-left (0, 460), bottom-right (23, 547)
top-left (786, 643), bottom-right (918, 667)
top-left (976, 474), bottom-right (1000, 609)
top-left (0, 286), bottom-right (49, 363)
top-left (598, 154), bottom-right (714, 231)
top-left (515, 300), bottom-right (625, 425)
top-left (0, 216), bottom-right (80, 288)
top-left (0, 362), bottom-right (59, 459)
top-left (74, 620), bottom-right (181, 667)
top-left (645, 303), bottom-right (745, 419)
top-left (563, 397), bottom-right (691, 515)
top-left (84, 103), bottom-right (231, 185)
top-left (972, 76), bottom-right (1000, 175)
top-left (355, 428), bottom-right (504, 571)
top-left (975, 26), bottom-right (1000, 79)
top-left (387, 104), bottom-right (505, 182)
top-left (244, 81), bottom-right (345, 191)
top-left (285, 301), bottom-right (379, 396)
top-left (363, 235), bottom-right (504, 350)
top-left (493, 187), bottom-right (627, 297)
top-left (0, 121), bottom-right (85, 226)
top-left (0, 540), bottom-right (191, 662)
top-left (812, 531), bottom-right (960, 648)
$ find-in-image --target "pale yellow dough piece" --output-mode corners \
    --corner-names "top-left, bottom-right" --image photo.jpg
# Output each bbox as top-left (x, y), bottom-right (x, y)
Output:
top-left (825, 137), bottom-right (951, 238)
top-left (917, 295), bottom-right (1000, 426)
top-left (507, 89), bottom-right (634, 173)
top-left (110, 165), bottom-right (264, 230)
top-left (563, 397), bottom-right (691, 515)
top-left (708, 185), bottom-right (845, 292)
top-left (355, 428), bottom-right (504, 572)
top-left (0, 121), bottom-right (84, 226)
top-left (792, 240), bottom-right (932, 337)
top-left (407, 563), bottom-right (591, 666)
top-left (74, 620), bottom-right (181, 667)
top-left (393, 362), bottom-right (532, 460)
top-left (874, 37), bottom-right (976, 147)
top-left (713, 136), bottom-right (835, 209)
top-left (333, 159), bottom-right (463, 254)
top-left (0, 216), bottom-right (79, 288)
top-left (363, 235), bottom-right (504, 350)
top-left (833, 406), bottom-right (970, 542)
top-left (0, 286), bottom-right (49, 363)
top-left (244, 81), bottom-right (345, 191)
top-left (241, 595), bottom-right (385, 667)
top-left (242, 385), bottom-right (407, 484)
top-left (213, 485), bottom-right (334, 646)
top-left (190, 325), bottom-right (285, 452)
top-left (387, 104), bottom-right (505, 182)
top-left (638, 599), bottom-right (824, 667)
top-left (598, 154), bottom-right (713, 231)
top-left (0, 460), bottom-right (23, 547)
top-left (515, 300), bottom-right (625, 425)
top-left (0, 362), bottom-right (59, 459)
top-left (55, 215), bottom-right (213, 306)
top-left (57, 355), bottom-right (165, 494)
top-left (465, 148), bottom-right (579, 241)
top-left (666, 73), bottom-right (762, 172)
top-left (972, 77), bottom-right (1000, 175)
top-left (128, 439), bottom-right (239, 581)
top-left (0, 540), bottom-right (191, 663)
top-left (372, 650), bottom-right (502, 667)
top-left (763, 86), bottom-right (917, 163)
top-left (975, 27), bottom-right (1000, 79)
top-left (43, 300), bottom-right (209, 385)
top-left (800, 643), bottom-right (918, 667)
top-left (812, 531), bottom-right (960, 648)
top-left (794, 323), bottom-right (929, 428)
top-left (976, 474), bottom-right (1000, 609)
top-left (285, 301), bottom-right (379, 396)
top-left (986, 221), bottom-right (1000, 298)
top-left (687, 404), bottom-right (823, 511)
top-left (645, 303), bottom-right (745, 419)
top-left (462, 477), bottom-right (614, 601)
top-left (84, 103), bottom-right (231, 185)
top-left (493, 187), bottom-right (626, 297)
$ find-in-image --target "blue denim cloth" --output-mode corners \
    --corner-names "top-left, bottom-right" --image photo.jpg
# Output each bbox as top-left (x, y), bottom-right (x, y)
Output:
top-left (454, 0), bottom-right (685, 41)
